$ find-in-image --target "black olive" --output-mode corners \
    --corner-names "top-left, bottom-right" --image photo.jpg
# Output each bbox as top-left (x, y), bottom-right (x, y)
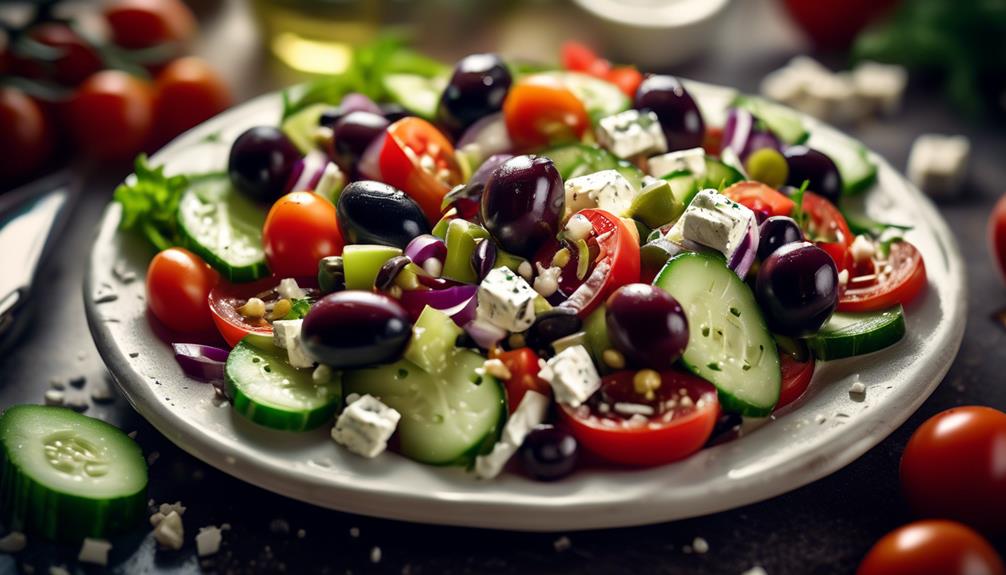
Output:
top-left (337, 181), bottom-right (431, 249)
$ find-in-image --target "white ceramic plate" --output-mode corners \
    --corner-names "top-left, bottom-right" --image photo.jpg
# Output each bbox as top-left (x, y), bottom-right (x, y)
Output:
top-left (84, 82), bottom-right (966, 532)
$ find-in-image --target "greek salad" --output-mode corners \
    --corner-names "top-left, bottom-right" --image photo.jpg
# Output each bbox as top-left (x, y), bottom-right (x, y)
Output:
top-left (117, 41), bottom-right (926, 480)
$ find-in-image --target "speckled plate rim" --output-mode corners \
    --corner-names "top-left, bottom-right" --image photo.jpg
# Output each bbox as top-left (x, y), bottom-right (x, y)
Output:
top-left (84, 81), bottom-right (966, 532)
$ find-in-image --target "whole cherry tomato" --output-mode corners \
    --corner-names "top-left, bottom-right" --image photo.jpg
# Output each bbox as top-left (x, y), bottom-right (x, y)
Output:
top-left (900, 406), bottom-right (1006, 534)
top-left (12, 23), bottom-right (103, 85)
top-left (987, 193), bottom-right (1006, 285)
top-left (146, 247), bottom-right (219, 334)
top-left (262, 191), bottom-right (344, 278)
top-left (104, 0), bottom-right (196, 50)
top-left (67, 70), bottom-right (154, 161)
top-left (857, 520), bottom-right (1005, 575)
top-left (0, 88), bottom-right (52, 182)
top-left (503, 74), bottom-right (590, 150)
top-left (153, 57), bottom-right (232, 145)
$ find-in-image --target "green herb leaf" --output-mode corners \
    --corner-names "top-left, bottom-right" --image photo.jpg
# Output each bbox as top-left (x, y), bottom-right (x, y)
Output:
top-left (790, 179), bottom-right (809, 230)
top-left (114, 154), bottom-right (189, 251)
top-left (283, 298), bottom-right (312, 321)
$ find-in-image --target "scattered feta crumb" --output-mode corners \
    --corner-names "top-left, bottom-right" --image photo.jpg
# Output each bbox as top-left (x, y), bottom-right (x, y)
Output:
top-left (692, 537), bottom-right (709, 554)
top-left (852, 61), bottom-right (908, 115)
top-left (78, 538), bottom-right (112, 566)
top-left (553, 536), bottom-right (572, 552)
top-left (349, 527), bottom-right (360, 538)
top-left (332, 395), bottom-right (401, 458)
top-left (370, 546), bottom-right (382, 563)
top-left (850, 235), bottom-right (876, 264)
top-left (907, 134), bottom-right (970, 198)
top-left (49, 566), bottom-right (69, 575)
top-left (565, 213), bottom-right (593, 241)
top-left (742, 567), bottom-right (768, 575)
top-left (153, 510), bottom-right (184, 550)
top-left (44, 389), bottom-right (65, 406)
top-left (0, 531), bottom-right (26, 553)
top-left (482, 358), bottom-right (511, 381)
top-left (196, 526), bottom-right (223, 557)
top-left (849, 380), bottom-right (866, 398)
top-left (296, 529), bottom-right (306, 539)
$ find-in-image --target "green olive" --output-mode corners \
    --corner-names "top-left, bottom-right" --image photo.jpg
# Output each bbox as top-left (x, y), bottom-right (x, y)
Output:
top-left (745, 148), bottom-right (789, 189)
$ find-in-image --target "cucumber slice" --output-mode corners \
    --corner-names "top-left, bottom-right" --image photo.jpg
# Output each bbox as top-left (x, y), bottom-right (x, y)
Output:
top-left (0, 405), bottom-right (147, 542)
top-left (382, 73), bottom-right (449, 119)
top-left (806, 130), bottom-right (878, 195)
top-left (732, 95), bottom-right (809, 145)
top-left (342, 244), bottom-right (403, 291)
top-left (178, 174), bottom-right (270, 282)
top-left (343, 349), bottom-right (506, 465)
top-left (281, 103), bottom-right (328, 154)
top-left (654, 252), bottom-right (781, 416)
top-left (703, 156), bottom-right (745, 190)
top-left (404, 306), bottom-right (462, 374)
top-left (226, 335), bottom-right (342, 431)
top-left (543, 144), bottom-right (644, 189)
top-left (537, 71), bottom-right (630, 121)
top-left (805, 306), bottom-right (906, 361)
top-left (662, 170), bottom-right (700, 207)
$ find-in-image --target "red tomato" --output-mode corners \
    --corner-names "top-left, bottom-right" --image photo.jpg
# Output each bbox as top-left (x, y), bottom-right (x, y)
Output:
top-left (67, 70), bottom-right (154, 161)
top-left (776, 351), bottom-right (815, 410)
top-left (802, 191), bottom-right (853, 246)
top-left (702, 126), bottom-right (724, 156)
top-left (0, 88), bottom-right (52, 182)
top-left (146, 247), bottom-right (219, 334)
top-left (839, 241), bottom-right (926, 312)
top-left (379, 117), bottom-right (462, 224)
top-left (783, 0), bottom-right (899, 51)
top-left (857, 520), bottom-right (1005, 575)
top-left (490, 347), bottom-right (552, 413)
top-left (561, 41), bottom-right (602, 73)
top-left (987, 193), bottom-right (1006, 285)
top-left (208, 276), bottom-right (320, 347)
top-left (556, 209), bottom-right (640, 317)
top-left (606, 67), bottom-right (644, 98)
top-left (104, 0), bottom-right (196, 50)
top-left (263, 191), bottom-right (344, 278)
top-left (503, 75), bottom-right (590, 150)
top-left (560, 369), bottom-right (719, 466)
top-left (153, 57), bottom-right (232, 146)
top-left (900, 406), bottom-right (1006, 534)
top-left (723, 181), bottom-right (796, 218)
top-left (12, 23), bottom-right (103, 86)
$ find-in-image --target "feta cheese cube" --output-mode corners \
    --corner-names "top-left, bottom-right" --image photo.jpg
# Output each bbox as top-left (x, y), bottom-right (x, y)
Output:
top-left (196, 526), bottom-right (223, 557)
top-left (153, 511), bottom-right (184, 550)
top-left (543, 345), bottom-right (601, 408)
top-left (907, 134), bottom-right (970, 198)
top-left (277, 278), bottom-right (307, 300)
top-left (596, 109), bottom-right (667, 159)
top-left (647, 147), bottom-right (707, 179)
top-left (666, 189), bottom-right (756, 261)
top-left (853, 61), bottom-right (907, 115)
top-left (849, 235), bottom-right (875, 263)
top-left (272, 319), bottom-right (315, 369)
top-left (331, 394), bottom-right (401, 458)
top-left (78, 538), bottom-right (112, 566)
top-left (477, 267), bottom-right (537, 332)
top-left (563, 170), bottom-right (638, 218)
top-left (475, 390), bottom-right (550, 479)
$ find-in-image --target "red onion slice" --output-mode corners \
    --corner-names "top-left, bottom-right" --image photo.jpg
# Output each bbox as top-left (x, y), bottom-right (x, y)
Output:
top-left (399, 284), bottom-right (478, 326)
top-left (404, 235), bottom-right (447, 270)
top-left (456, 113), bottom-right (512, 161)
top-left (285, 149), bottom-right (329, 193)
top-left (727, 218), bottom-right (760, 278)
top-left (172, 343), bottom-right (229, 382)
top-left (357, 131), bottom-right (386, 181)
top-left (463, 318), bottom-right (508, 350)
top-left (722, 108), bottom-right (782, 161)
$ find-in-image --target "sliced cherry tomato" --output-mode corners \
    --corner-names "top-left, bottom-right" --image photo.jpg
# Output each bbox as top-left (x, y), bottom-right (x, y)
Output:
top-left (606, 66), bottom-right (644, 98)
top-left (560, 369), bottom-right (719, 467)
top-left (702, 126), bottom-right (724, 156)
top-left (379, 117), bottom-right (462, 224)
top-left (560, 41), bottom-right (602, 73)
top-left (146, 247), bottom-right (219, 334)
top-left (0, 88), bottom-right (52, 182)
top-left (67, 70), bottom-right (154, 161)
top-left (263, 191), bottom-right (344, 279)
top-left (987, 193), bottom-right (1006, 285)
top-left (776, 351), bottom-right (815, 409)
top-left (104, 0), bottom-right (196, 50)
top-left (503, 75), bottom-right (590, 151)
top-left (554, 209), bottom-right (640, 317)
top-left (900, 406), bottom-right (1006, 534)
top-left (153, 56), bottom-right (232, 146)
top-left (802, 191), bottom-right (853, 246)
top-left (13, 23), bottom-right (103, 86)
top-left (818, 241), bottom-right (852, 274)
top-left (208, 276), bottom-right (320, 347)
top-left (723, 181), bottom-right (796, 218)
top-left (489, 347), bottom-right (551, 413)
top-left (857, 520), bottom-right (1005, 575)
top-left (839, 241), bottom-right (926, 312)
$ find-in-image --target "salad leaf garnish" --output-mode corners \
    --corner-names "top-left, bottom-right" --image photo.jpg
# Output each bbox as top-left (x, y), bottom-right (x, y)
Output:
top-left (284, 298), bottom-right (312, 321)
top-left (789, 179), bottom-right (810, 229)
top-left (114, 155), bottom-right (188, 251)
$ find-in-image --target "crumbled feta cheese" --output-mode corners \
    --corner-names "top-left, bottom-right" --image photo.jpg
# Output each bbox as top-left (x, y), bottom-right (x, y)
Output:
top-left (838, 269), bottom-right (850, 287)
top-left (0, 531), bottom-right (26, 553)
top-left (596, 109), bottom-right (667, 159)
top-left (543, 345), bottom-right (601, 408)
top-left (370, 546), bottom-right (382, 563)
top-left (563, 170), bottom-right (638, 217)
top-left (331, 394), bottom-right (401, 458)
top-left (153, 510), bottom-right (184, 550)
top-left (850, 235), bottom-right (876, 263)
top-left (277, 278), bottom-right (307, 300)
top-left (565, 213), bottom-right (593, 241)
top-left (475, 390), bottom-right (549, 479)
top-left (667, 189), bottom-right (756, 265)
top-left (78, 538), bottom-right (112, 566)
top-left (647, 147), bottom-right (706, 179)
top-left (742, 567), bottom-right (768, 575)
top-left (907, 134), bottom-right (970, 198)
top-left (44, 389), bottom-right (65, 406)
top-left (482, 358), bottom-right (512, 381)
top-left (533, 263), bottom-right (562, 298)
top-left (272, 319), bottom-right (315, 369)
top-left (196, 526), bottom-right (223, 557)
top-left (853, 61), bottom-right (907, 115)
top-left (553, 536), bottom-right (572, 552)
top-left (314, 162), bottom-right (345, 202)
top-left (849, 380), bottom-right (866, 398)
top-left (692, 537), bottom-right (709, 554)
top-left (477, 267), bottom-right (537, 332)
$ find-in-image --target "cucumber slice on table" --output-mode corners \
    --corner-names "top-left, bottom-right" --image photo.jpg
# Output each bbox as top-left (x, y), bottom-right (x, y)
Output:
top-left (806, 130), bottom-right (878, 195)
top-left (226, 335), bottom-right (342, 431)
top-left (382, 73), bottom-right (449, 119)
top-left (537, 71), bottom-right (630, 121)
top-left (342, 349), bottom-right (506, 465)
top-left (0, 405), bottom-right (147, 542)
top-left (654, 252), bottom-right (781, 416)
top-left (805, 306), bottom-right (906, 361)
top-left (178, 174), bottom-right (270, 282)
top-left (732, 95), bottom-right (809, 145)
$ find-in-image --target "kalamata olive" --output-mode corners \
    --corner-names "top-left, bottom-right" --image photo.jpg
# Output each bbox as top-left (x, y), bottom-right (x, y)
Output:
top-left (755, 241), bottom-right (838, 336)
top-left (317, 256), bottom-right (345, 294)
top-left (783, 146), bottom-right (843, 204)
top-left (337, 180), bottom-right (431, 249)
top-left (329, 111), bottom-right (389, 175)
top-left (228, 126), bottom-right (301, 202)
top-left (301, 291), bottom-right (412, 369)
top-left (605, 283), bottom-right (689, 369)
top-left (758, 216), bottom-right (804, 260)
top-left (634, 75), bottom-right (705, 152)
top-left (470, 239), bottom-right (497, 281)
top-left (524, 308), bottom-right (583, 353)
top-left (481, 155), bottom-right (564, 257)
top-left (436, 53), bottom-right (512, 137)
top-left (374, 255), bottom-right (412, 291)
top-left (443, 154), bottom-right (514, 221)
top-left (519, 425), bottom-right (578, 481)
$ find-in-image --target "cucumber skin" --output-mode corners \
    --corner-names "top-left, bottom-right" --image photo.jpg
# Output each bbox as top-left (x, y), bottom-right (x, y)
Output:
top-left (841, 148), bottom-right (879, 196)
top-left (0, 406), bottom-right (147, 542)
top-left (805, 306), bottom-right (906, 361)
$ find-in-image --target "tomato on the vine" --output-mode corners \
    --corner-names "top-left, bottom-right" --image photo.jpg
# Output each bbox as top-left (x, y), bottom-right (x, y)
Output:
top-left (262, 191), bottom-right (344, 279)
top-left (13, 23), bottom-right (103, 85)
top-left (153, 56), bottom-right (232, 145)
top-left (104, 0), bottom-right (196, 50)
top-left (146, 247), bottom-right (219, 334)
top-left (857, 520), bottom-right (1005, 575)
top-left (67, 70), bottom-right (154, 161)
